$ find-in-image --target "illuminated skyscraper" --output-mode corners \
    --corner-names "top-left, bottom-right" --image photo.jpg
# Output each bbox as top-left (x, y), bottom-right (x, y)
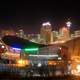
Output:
top-left (52, 31), bottom-right (59, 41)
top-left (18, 29), bottom-right (25, 38)
top-left (1, 29), bottom-right (16, 37)
top-left (74, 30), bottom-right (80, 37)
top-left (59, 27), bottom-right (70, 41)
top-left (27, 34), bottom-right (41, 43)
top-left (40, 22), bottom-right (52, 44)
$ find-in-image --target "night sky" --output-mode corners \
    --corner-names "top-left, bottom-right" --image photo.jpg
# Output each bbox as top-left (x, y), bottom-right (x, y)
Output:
top-left (0, 1), bottom-right (80, 33)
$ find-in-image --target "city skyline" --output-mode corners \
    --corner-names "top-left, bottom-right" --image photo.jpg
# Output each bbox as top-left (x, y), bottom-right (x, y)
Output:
top-left (0, 1), bottom-right (80, 33)
top-left (0, 1), bottom-right (80, 79)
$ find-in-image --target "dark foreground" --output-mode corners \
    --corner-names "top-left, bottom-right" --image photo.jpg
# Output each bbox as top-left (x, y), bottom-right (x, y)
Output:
top-left (0, 73), bottom-right (80, 80)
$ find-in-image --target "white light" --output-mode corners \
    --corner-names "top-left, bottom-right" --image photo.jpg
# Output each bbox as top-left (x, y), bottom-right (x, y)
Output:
top-left (13, 48), bottom-right (21, 51)
top-left (58, 57), bottom-right (62, 60)
top-left (42, 22), bottom-right (51, 26)
top-left (38, 63), bottom-right (42, 67)
top-left (29, 55), bottom-right (58, 58)
top-left (66, 21), bottom-right (72, 27)
top-left (59, 47), bottom-right (62, 50)
top-left (77, 64), bottom-right (80, 72)
top-left (1, 45), bottom-right (5, 48)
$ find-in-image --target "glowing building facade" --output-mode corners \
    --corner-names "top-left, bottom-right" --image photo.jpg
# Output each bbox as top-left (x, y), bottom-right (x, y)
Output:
top-left (59, 27), bottom-right (70, 41)
top-left (40, 22), bottom-right (52, 44)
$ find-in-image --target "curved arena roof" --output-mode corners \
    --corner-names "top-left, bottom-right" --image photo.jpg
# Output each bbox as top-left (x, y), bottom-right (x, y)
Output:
top-left (2, 35), bottom-right (47, 49)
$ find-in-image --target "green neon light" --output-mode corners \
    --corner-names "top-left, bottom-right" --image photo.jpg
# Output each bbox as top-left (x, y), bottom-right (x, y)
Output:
top-left (24, 48), bottom-right (39, 52)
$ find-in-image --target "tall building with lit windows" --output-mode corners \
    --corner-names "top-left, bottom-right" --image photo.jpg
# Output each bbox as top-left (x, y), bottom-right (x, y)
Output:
top-left (71, 30), bottom-right (80, 39)
top-left (74, 30), bottom-right (80, 37)
top-left (27, 33), bottom-right (41, 43)
top-left (17, 29), bottom-right (25, 38)
top-left (59, 27), bottom-right (70, 41)
top-left (52, 31), bottom-right (59, 41)
top-left (40, 22), bottom-right (52, 44)
top-left (1, 29), bottom-right (16, 37)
